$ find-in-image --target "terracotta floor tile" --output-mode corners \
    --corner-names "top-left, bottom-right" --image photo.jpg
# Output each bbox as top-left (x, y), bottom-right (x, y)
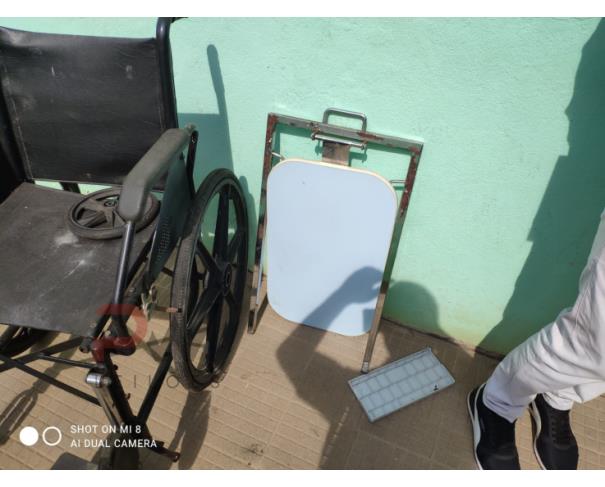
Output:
top-left (0, 305), bottom-right (603, 469)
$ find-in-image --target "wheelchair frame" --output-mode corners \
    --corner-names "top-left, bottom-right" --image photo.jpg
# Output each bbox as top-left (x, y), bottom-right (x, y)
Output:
top-left (0, 18), bottom-right (202, 464)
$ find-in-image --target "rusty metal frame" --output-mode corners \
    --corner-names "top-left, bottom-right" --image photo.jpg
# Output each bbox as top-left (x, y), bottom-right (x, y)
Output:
top-left (247, 109), bottom-right (424, 373)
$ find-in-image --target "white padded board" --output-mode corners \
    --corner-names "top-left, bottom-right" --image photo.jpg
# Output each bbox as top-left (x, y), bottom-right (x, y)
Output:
top-left (349, 348), bottom-right (455, 422)
top-left (266, 159), bottom-right (397, 336)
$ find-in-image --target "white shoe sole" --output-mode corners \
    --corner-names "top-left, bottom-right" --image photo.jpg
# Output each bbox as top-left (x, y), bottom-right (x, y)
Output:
top-left (467, 384), bottom-right (485, 470)
top-left (529, 401), bottom-right (547, 470)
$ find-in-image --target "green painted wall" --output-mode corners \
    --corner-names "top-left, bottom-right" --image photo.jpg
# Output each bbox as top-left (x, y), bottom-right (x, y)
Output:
top-left (2, 17), bottom-right (603, 354)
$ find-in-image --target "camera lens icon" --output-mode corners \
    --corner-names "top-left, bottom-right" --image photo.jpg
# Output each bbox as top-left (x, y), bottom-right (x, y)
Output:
top-left (19, 426), bottom-right (62, 447)
top-left (19, 426), bottom-right (39, 446)
top-left (42, 426), bottom-right (62, 446)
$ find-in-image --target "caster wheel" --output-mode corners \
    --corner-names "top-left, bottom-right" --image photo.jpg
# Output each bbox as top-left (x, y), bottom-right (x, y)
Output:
top-left (66, 188), bottom-right (159, 240)
top-left (170, 169), bottom-right (249, 391)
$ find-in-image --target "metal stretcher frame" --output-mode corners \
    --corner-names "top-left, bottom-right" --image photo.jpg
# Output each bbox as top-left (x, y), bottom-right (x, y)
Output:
top-left (247, 109), bottom-right (424, 372)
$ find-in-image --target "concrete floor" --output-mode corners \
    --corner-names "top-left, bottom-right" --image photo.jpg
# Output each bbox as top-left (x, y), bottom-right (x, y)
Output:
top-left (1, 305), bottom-right (604, 469)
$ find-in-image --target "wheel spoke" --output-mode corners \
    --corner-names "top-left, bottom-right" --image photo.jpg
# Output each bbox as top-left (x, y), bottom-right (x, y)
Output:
top-left (195, 270), bottom-right (207, 284)
top-left (103, 207), bottom-right (116, 227)
top-left (187, 285), bottom-right (221, 340)
top-left (224, 290), bottom-right (237, 313)
top-left (196, 240), bottom-right (220, 278)
top-left (213, 186), bottom-right (230, 261)
top-left (205, 296), bottom-right (224, 371)
top-left (226, 228), bottom-right (243, 262)
top-left (114, 211), bottom-right (125, 226)
top-left (81, 199), bottom-right (106, 212)
top-left (78, 210), bottom-right (107, 228)
top-left (76, 194), bottom-right (122, 229)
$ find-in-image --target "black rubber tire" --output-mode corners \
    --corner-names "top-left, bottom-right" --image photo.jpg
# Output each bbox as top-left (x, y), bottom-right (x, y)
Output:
top-left (0, 325), bottom-right (47, 357)
top-left (67, 188), bottom-right (160, 240)
top-left (170, 169), bottom-right (249, 392)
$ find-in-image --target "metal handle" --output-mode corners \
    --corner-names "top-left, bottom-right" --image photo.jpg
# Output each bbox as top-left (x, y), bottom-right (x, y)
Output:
top-left (322, 108), bottom-right (368, 133)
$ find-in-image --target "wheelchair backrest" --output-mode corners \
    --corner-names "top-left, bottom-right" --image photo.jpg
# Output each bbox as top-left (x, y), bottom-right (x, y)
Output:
top-left (0, 19), bottom-right (178, 187)
top-left (0, 151), bottom-right (19, 204)
top-left (0, 92), bottom-right (21, 202)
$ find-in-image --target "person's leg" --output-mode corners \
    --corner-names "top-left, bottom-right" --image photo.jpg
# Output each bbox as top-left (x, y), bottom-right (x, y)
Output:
top-left (484, 213), bottom-right (605, 422)
top-left (482, 295), bottom-right (605, 423)
top-left (544, 381), bottom-right (605, 411)
top-left (523, 381), bottom-right (605, 470)
top-left (468, 383), bottom-right (521, 469)
top-left (470, 210), bottom-right (605, 469)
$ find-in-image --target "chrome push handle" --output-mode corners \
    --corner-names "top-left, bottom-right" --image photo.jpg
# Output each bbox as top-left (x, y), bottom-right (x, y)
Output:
top-left (322, 108), bottom-right (368, 133)
top-left (312, 108), bottom-right (369, 150)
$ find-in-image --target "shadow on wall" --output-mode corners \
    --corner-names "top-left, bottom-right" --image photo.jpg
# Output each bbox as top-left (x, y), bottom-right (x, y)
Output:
top-left (480, 18), bottom-right (605, 354)
top-left (181, 45), bottom-right (233, 185)
top-left (180, 44), bottom-right (257, 266)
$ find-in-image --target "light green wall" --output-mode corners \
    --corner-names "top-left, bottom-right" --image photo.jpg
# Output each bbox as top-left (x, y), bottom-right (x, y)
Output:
top-left (2, 17), bottom-right (603, 354)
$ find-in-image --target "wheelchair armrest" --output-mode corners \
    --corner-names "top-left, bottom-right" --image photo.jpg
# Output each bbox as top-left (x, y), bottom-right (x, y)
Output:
top-left (117, 126), bottom-right (193, 222)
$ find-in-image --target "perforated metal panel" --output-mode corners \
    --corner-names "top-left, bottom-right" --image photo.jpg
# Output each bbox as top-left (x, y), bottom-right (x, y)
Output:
top-left (349, 348), bottom-right (455, 422)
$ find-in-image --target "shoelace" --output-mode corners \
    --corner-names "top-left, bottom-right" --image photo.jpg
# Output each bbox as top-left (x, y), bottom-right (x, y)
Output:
top-left (549, 409), bottom-right (573, 445)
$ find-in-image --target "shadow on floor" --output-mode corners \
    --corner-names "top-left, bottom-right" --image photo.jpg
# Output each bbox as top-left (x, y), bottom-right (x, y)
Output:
top-left (180, 44), bottom-right (257, 271)
top-left (0, 332), bottom-right (68, 446)
top-left (274, 269), bottom-right (480, 468)
top-left (138, 389), bottom-right (211, 470)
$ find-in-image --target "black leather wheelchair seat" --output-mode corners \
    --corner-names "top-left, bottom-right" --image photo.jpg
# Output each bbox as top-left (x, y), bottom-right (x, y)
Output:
top-left (0, 183), bottom-right (155, 337)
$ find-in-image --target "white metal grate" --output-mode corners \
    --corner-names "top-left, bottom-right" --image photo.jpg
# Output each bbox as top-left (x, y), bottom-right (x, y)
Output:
top-left (349, 347), bottom-right (455, 422)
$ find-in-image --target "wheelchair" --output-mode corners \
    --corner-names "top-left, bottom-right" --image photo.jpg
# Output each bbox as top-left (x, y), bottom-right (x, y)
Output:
top-left (0, 18), bottom-right (250, 468)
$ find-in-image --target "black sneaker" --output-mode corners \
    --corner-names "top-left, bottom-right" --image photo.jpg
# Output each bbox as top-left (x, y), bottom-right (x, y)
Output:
top-left (467, 383), bottom-right (521, 469)
top-left (529, 394), bottom-right (578, 470)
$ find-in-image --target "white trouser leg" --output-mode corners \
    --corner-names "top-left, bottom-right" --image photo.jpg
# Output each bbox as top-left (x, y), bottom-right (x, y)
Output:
top-left (543, 382), bottom-right (605, 411)
top-left (483, 212), bottom-right (605, 422)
